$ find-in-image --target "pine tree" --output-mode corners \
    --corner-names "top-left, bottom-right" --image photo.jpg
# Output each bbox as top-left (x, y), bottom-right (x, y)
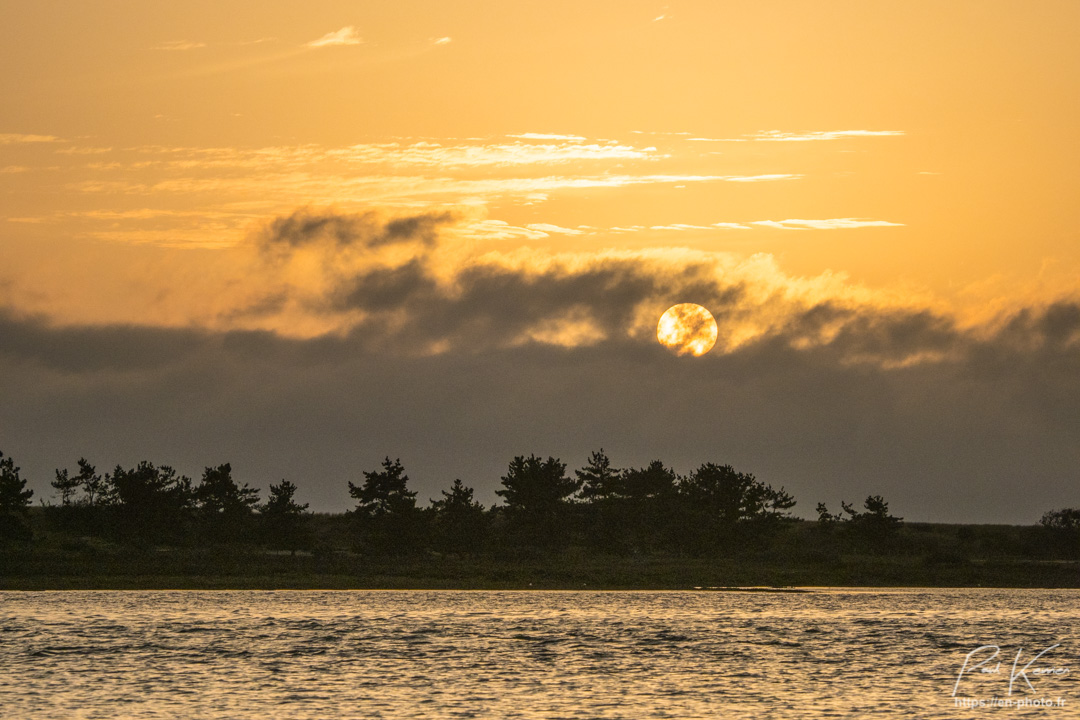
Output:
top-left (0, 450), bottom-right (34, 541)
top-left (348, 457), bottom-right (421, 553)
top-left (497, 454), bottom-right (579, 546)
top-left (576, 449), bottom-right (620, 502)
top-left (430, 479), bottom-right (487, 553)
top-left (52, 468), bottom-right (82, 506)
top-left (195, 463), bottom-right (260, 543)
top-left (261, 479), bottom-right (310, 552)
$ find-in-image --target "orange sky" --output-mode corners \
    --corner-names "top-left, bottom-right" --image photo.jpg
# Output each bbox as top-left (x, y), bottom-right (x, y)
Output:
top-left (4, 0), bottom-right (1080, 335)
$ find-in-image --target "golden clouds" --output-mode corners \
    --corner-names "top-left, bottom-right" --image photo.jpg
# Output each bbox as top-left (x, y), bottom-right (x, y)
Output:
top-left (305, 27), bottom-right (363, 48)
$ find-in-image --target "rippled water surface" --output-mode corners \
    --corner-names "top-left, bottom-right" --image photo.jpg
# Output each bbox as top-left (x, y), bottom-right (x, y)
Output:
top-left (3, 589), bottom-right (1079, 718)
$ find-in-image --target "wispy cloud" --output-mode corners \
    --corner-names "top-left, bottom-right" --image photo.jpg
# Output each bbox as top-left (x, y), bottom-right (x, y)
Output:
top-left (328, 140), bottom-right (658, 167)
top-left (649, 223), bottom-right (716, 231)
top-left (508, 133), bottom-right (587, 141)
top-left (723, 174), bottom-right (801, 182)
top-left (753, 218), bottom-right (904, 230)
top-left (0, 133), bottom-right (61, 144)
top-left (685, 130), bottom-right (903, 143)
top-left (750, 130), bottom-right (905, 142)
top-left (306, 27), bottom-right (363, 48)
top-left (432, 37), bottom-right (452, 45)
top-left (525, 223), bottom-right (587, 235)
top-left (56, 146), bottom-right (112, 155)
top-left (153, 40), bottom-right (207, 51)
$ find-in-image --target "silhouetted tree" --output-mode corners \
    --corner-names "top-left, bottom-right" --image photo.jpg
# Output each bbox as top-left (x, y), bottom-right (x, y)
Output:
top-left (349, 457), bottom-right (422, 553)
top-left (195, 463), bottom-right (260, 543)
top-left (1040, 508), bottom-right (1080, 532)
top-left (0, 450), bottom-right (33, 541)
top-left (614, 460), bottom-right (681, 552)
top-left (497, 454), bottom-right (579, 547)
top-left (430, 479), bottom-right (488, 553)
top-left (841, 495), bottom-right (902, 527)
top-left (105, 461), bottom-right (194, 544)
top-left (48, 458), bottom-right (108, 538)
top-left (261, 479), bottom-right (311, 552)
top-left (52, 468), bottom-right (82, 506)
top-left (681, 463), bottom-right (796, 524)
top-left (576, 449), bottom-right (620, 502)
top-left (1039, 507), bottom-right (1080, 558)
top-left (836, 495), bottom-right (903, 550)
top-left (816, 502), bottom-right (842, 526)
top-left (575, 449), bottom-right (621, 549)
top-left (678, 463), bottom-right (796, 552)
top-left (75, 459), bottom-right (106, 508)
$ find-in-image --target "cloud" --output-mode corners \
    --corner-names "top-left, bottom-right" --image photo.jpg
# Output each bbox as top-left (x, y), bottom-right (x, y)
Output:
top-left (0, 133), bottom-right (61, 145)
top-left (722, 174), bottom-right (801, 183)
top-left (55, 146), bottom-right (113, 155)
top-left (525, 223), bottom-right (586, 235)
top-left (257, 207), bottom-right (456, 253)
top-left (508, 133), bottom-right (587, 141)
top-left (750, 130), bottom-right (905, 142)
top-left (432, 37), bottom-right (452, 45)
top-left (752, 218), bottom-right (904, 230)
top-left (226, 209), bottom-right (906, 355)
top-left (649, 224), bottom-right (716, 231)
top-left (330, 140), bottom-right (658, 167)
top-left (684, 130), bottom-right (903, 143)
top-left (153, 40), bottom-right (207, 51)
top-left (306, 27), bottom-right (363, 48)
top-left (5, 273), bottom-right (1080, 524)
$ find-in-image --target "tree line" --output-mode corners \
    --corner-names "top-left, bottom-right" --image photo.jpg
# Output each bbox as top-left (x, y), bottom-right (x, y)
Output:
top-left (1, 447), bottom-right (921, 556)
top-left (8, 447), bottom-right (1075, 557)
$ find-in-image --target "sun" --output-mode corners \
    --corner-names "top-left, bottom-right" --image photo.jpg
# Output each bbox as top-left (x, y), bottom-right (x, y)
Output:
top-left (656, 303), bottom-right (718, 356)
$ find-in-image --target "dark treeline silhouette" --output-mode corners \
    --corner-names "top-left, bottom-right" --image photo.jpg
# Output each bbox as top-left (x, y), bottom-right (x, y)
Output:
top-left (2, 447), bottom-right (1078, 564)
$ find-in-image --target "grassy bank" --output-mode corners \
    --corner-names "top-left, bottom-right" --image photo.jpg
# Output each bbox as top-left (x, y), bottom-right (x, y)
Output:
top-left (3, 519), bottom-right (1080, 590)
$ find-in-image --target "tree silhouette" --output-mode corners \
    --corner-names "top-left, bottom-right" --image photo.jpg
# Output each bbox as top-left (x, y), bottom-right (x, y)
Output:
top-left (430, 479), bottom-right (488, 553)
top-left (840, 495), bottom-right (902, 528)
top-left (497, 454), bottom-right (579, 546)
top-left (52, 468), bottom-right (82, 506)
top-left (106, 461), bottom-right (194, 543)
top-left (49, 458), bottom-right (108, 537)
top-left (678, 463), bottom-right (796, 552)
top-left (615, 460), bottom-right (681, 552)
top-left (0, 450), bottom-right (33, 541)
top-left (681, 463), bottom-right (796, 525)
top-left (576, 449), bottom-right (620, 502)
top-left (195, 463), bottom-right (260, 543)
top-left (834, 495), bottom-right (903, 550)
top-left (349, 457), bottom-right (421, 553)
top-left (261, 479), bottom-right (310, 552)
top-left (75, 459), bottom-right (106, 508)
top-left (1040, 507), bottom-right (1080, 533)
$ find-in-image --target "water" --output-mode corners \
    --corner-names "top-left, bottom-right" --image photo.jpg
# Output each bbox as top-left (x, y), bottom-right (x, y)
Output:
top-left (2, 589), bottom-right (1078, 718)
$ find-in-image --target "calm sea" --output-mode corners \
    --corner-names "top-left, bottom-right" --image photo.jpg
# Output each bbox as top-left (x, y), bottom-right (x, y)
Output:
top-left (2, 589), bottom-right (1078, 718)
